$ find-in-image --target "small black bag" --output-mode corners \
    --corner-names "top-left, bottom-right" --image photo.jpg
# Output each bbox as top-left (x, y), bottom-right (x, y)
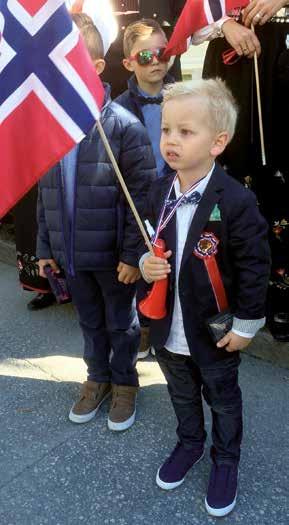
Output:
top-left (206, 310), bottom-right (233, 343)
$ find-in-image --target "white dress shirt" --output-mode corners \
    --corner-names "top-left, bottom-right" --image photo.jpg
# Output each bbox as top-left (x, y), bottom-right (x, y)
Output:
top-left (165, 169), bottom-right (213, 356)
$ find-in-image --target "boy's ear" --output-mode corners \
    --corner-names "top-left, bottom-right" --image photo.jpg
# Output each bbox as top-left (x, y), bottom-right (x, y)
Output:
top-left (210, 131), bottom-right (229, 157)
top-left (93, 59), bottom-right (106, 75)
top-left (122, 58), bottom-right (134, 72)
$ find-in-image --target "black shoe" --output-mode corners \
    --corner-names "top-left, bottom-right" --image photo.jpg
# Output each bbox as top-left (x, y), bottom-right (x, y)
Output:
top-left (27, 293), bottom-right (56, 311)
top-left (18, 256), bottom-right (51, 293)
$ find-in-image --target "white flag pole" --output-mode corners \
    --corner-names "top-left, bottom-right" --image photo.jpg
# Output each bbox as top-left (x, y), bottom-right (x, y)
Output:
top-left (251, 24), bottom-right (267, 166)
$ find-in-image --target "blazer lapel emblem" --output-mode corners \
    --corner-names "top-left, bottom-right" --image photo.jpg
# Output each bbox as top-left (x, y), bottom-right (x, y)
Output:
top-left (180, 169), bottom-right (224, 270)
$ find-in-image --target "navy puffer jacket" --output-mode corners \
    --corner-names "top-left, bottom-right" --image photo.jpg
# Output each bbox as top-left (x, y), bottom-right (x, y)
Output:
top-left (37, 87), bottom-right (156, 274)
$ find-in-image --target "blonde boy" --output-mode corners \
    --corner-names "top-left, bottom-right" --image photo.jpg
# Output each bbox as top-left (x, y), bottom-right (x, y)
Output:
top-left (139, 79), bottom-right (270, 517)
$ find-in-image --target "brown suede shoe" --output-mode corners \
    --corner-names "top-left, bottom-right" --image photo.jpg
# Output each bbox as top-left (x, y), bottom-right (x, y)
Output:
top-left (107, 385), bottom-right (138, 431)
top-left (137, 326), bottom-right (150, 359)
top-left (69, 381), bottom-right (111, 424)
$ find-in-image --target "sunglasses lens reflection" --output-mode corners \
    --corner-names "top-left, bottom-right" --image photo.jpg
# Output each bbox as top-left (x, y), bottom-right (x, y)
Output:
top-left (135, 48), bottom-right (168, 65)
top-left (137, 50), bottom-right (154, 65)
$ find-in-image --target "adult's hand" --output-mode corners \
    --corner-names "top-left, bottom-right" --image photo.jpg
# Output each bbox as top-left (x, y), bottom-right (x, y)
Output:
top-left (242, 0), bottom-right (287, 27)
top-left (222, 19), bottom-right (261, 58)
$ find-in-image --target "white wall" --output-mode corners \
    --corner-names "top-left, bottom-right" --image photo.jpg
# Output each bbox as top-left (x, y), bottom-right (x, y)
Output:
top-left (180, 42), bottom-right (208, 80)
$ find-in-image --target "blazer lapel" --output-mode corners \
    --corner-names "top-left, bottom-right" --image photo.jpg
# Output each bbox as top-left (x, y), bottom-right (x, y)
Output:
top-left (180, 165), bottom-right (225, 270)
top-left (154, 173), bottom-right (177, 273)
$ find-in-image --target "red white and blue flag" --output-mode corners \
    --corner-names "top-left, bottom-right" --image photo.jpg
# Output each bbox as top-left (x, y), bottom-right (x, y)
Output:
top-left (0, 0), bottom-right (105, 218)
top-left (164, 0), bottom-right (249, 57)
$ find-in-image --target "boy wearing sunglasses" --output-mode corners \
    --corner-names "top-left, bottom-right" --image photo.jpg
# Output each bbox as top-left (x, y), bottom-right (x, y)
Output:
top-left (116, 18), bottom-right (173, 359)
top-left (116, 19), bottom-right (172, 181)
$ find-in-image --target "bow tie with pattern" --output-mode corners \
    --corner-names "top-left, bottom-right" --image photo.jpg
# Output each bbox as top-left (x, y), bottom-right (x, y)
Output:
top-left (165, 191), bottom-right (202, 211)
top-left (137, 95), bottom-right (163, 106)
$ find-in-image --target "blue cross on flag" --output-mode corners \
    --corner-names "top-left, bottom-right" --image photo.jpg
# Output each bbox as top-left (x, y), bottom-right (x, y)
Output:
top-left (0, 0), bottom-right (104, 218)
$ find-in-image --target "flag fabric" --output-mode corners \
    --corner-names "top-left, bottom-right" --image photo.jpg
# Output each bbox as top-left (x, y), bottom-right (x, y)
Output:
top-left (164, 0), bottom-right (250, 57)
top-left (67, 0), bottom-right (118, 55)
top-left (0, 0), bottom-right (105, 218)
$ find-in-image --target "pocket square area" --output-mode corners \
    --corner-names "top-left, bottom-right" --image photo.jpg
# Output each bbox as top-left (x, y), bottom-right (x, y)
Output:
top-left (209, 204), bottom-right (221, 221)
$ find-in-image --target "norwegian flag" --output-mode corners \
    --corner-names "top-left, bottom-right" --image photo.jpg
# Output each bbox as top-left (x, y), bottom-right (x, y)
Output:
top-left (0, 0), bottom-right (105, 218)
top-left (164, 0), bottom-right (249, 57)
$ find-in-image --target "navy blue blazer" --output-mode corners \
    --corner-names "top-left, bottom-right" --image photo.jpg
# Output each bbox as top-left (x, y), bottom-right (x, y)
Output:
top-left (141, 163), bottom-right (271, 366)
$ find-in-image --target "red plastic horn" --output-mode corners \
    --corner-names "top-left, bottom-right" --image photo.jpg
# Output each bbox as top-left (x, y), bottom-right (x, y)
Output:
top-left (139, 239), bottom-right (168, 320)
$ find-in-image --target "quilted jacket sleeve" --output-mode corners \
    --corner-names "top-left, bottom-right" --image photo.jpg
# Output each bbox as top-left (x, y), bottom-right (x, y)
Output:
top-left (118, 119), bottom-right (156, 267)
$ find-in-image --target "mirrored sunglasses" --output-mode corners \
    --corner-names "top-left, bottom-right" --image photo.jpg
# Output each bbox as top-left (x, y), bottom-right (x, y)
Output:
top-left (129, 47), bottom-right (169, 66)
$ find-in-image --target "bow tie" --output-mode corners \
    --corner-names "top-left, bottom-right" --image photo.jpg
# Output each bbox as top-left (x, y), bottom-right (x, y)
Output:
top-left (137, 95), bottom-right (163, 106)
top-left (165, 191), bottom-right (202, 211)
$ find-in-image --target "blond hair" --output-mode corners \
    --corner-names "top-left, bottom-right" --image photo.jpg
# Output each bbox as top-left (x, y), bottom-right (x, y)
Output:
top-left (71, 12), bottom-right (104, 59)
top-left (123, 18), bottom-right (166, 57)
top-left (163, 78), bottom-right (238, 141)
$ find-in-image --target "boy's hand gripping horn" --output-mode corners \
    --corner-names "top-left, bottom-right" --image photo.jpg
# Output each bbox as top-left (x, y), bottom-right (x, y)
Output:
top-left (138, 238), bottom-right (168, 320)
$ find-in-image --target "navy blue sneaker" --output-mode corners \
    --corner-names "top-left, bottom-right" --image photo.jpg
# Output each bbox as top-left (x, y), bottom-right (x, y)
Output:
top-left (156, 442), bottom-right (204, 490)
top-left (205, 462), bottom-right (238, 517)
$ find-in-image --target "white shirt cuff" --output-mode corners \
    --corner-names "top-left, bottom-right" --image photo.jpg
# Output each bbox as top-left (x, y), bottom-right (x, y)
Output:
top-left (191, 16), bottom-right (231, 45)
top-left (139, 252), bottom-right (153, 283)
top-left (231, 329), bottom-right (255, 339)
top-left (232, 317), bottom-right (266, 338)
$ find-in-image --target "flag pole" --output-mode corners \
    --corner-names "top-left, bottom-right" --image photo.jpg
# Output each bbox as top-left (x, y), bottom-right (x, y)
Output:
top-left (251, 24), bottom-right (266, 166)
top-left (96, 120), bottom-right (154, 255)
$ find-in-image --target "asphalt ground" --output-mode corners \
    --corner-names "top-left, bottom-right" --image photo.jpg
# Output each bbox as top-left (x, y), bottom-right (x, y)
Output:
top-left (0, 261), bottom-right (289, 525)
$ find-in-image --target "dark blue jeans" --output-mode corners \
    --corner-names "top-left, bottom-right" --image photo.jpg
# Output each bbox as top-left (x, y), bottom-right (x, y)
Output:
top-left (156, 348), bottom-right (242, 465)
top-left (67, 271), bottom-right (140, 386)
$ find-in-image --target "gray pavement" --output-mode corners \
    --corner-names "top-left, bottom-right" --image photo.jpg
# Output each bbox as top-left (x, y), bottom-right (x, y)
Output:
top-left (0, 261), bottom-right (289, 525)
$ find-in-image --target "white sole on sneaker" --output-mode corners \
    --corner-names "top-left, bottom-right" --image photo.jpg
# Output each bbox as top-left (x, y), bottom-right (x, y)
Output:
top-left (156, 471), bottom-right (185, 490)
top-left (137, 348), bottom-right (150, 360)
top-left (107, 408), bottom-right (136, 431)
top-left (205, 495), bottom-right (237, 517)
top-left (150, 347), bottom-right (156, 356)
top-left (68, 391), bottom-right (111, 424)
top-left (156, 450), bottom-right (205, 490)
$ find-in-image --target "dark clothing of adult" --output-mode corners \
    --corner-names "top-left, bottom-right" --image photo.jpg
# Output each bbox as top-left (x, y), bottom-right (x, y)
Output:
top-left (102, 12), bottom-right (139, 99)
top-left (203, 20), bottom-right (289, 335)
top-left (139, 0), bottom-right (185, 25)
top-left (14, 186), bottom-right (38, 261)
